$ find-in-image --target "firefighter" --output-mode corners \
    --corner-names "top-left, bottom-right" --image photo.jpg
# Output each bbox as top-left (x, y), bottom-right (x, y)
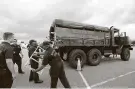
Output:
top-left (28, 40), bottom-right (43, 83)
top-left (11, 39), bottom-right (24, 74)
top-left (32, 41), bottom-right (71, 88)
top-left (0, 32), bottom-right (16, 88)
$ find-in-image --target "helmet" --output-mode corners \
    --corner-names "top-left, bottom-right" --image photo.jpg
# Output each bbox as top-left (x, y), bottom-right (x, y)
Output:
top-left (29, 39), bottom-right (36, 45)
top-left (42, 41), bottom-right (52, 46)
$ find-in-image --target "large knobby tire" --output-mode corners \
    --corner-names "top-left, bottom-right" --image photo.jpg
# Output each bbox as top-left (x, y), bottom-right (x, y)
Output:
top-left (121, 48), bottom-right (130, 61)
top-left (104, 55), bottom-right (110, 58)
top-left (87, 49), bottom-right (102, 66)
top-left (68, 49), bottom-right (86, 68)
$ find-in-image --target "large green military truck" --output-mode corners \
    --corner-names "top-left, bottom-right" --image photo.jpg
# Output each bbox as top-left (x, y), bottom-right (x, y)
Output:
top-left (49, 19), bottom-right (133, 68)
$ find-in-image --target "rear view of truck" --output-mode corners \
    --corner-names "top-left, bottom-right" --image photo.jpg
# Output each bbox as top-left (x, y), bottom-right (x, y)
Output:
top-left (49, 19), bottom-right (133, 69)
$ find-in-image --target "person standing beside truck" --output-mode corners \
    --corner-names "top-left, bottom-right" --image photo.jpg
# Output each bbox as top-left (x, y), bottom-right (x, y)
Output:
top-left (0, 32), bottom-right (16, 88)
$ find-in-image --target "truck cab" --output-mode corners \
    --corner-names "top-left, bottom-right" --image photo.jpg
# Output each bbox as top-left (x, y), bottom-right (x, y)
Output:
top-left (110, 27), bottom-right (132, 47)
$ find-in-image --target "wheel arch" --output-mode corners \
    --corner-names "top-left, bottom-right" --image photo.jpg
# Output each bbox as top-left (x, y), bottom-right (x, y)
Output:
top-left (123, 45), bottom-right (133, 50)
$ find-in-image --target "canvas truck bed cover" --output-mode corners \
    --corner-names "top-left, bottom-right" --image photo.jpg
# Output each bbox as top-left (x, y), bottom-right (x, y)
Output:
top-left (51, 19), bottom-right (110, 32)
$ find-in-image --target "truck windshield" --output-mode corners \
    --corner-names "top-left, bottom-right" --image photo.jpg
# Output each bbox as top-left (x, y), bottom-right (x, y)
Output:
top-left (50, 27), bottom-right (55, 41)
top-left (114, 32), bottom-right (119, 37)
top-left (120, 32), bottom-right (125, 37)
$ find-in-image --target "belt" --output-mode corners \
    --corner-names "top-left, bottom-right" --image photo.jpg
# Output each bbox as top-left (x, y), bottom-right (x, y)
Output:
top-left (0, 68), bottom-right (7, 71)
top-left (0, 66), bottom-right (7, 70)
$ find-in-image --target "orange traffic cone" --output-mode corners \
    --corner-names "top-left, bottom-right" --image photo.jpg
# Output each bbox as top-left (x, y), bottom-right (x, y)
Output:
top-left (77, 58), bottom-right (82, 71)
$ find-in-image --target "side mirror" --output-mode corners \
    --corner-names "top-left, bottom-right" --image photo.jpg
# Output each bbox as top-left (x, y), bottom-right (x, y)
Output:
top-left (120, 33), bottom-right (123, 37)
top-left (124, 32), bottom-right (126, 36)
top-left (120, 32), bottom-right (126, 37)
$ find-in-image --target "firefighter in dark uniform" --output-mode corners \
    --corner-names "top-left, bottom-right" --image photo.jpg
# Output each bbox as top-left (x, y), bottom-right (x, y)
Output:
top-left (11, 39), bottom-right (24, 74)
top-left (32, 41), bottom-right (71, 88)
top-left (28, 40), bottom-right (43, 83)
top-left (0, 32), bottom-right (16, 88)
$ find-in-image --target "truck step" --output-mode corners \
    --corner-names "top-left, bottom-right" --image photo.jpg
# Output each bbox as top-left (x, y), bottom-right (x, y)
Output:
top-left (104, 53), bottom-right (113, 55)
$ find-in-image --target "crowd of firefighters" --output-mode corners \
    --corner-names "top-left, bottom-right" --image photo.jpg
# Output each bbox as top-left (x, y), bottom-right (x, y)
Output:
top-left (0, 32), bottom-right (71, 88)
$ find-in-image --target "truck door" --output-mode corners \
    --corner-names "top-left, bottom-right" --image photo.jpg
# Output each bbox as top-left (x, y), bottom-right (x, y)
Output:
top-left (104, 32), bottom-right (110, 46)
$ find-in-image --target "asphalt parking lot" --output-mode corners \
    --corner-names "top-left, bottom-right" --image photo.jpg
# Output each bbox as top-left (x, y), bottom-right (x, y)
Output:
top-left (12, 47), bottom-right (135, 88)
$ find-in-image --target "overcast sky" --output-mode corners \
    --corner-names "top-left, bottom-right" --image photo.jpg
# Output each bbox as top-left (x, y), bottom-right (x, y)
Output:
top-left (0, 0), bottom-right (135, 43)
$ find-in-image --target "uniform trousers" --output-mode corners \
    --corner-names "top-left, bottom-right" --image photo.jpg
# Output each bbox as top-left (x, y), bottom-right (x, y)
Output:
top-left (50, 64), bottom-right (71, 88)
top-left (0, 69), bottom-right (13, 88)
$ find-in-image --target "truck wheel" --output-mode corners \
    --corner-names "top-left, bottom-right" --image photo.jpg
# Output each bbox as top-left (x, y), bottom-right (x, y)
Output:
top-left (104, 55), bottom-right (110, 57)
top-left (121, 48), bottom-right (130, 61)
top-left (87, 49), bottom-right (102, 66)
top-left (68, 49), bottom-right (86, 68)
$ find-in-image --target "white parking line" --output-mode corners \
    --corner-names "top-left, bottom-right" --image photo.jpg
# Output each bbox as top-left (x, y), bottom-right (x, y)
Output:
top-left (90, 70), bottom-right (135, 88)
top-left (78, 71), bottom-right (91, 89)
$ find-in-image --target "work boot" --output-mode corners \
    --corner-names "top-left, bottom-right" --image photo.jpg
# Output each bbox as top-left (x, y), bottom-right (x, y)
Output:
top-left (29, 79), bottom-right (33, 82)
top-left (19, 71), bottom-right (25, 74)
top-left (34, 80), bottom-right (43, 83)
